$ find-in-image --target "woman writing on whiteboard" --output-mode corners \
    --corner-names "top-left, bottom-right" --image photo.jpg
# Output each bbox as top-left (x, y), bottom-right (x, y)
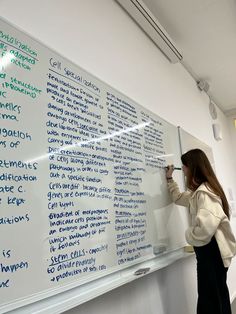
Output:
top-left (166, 149), bottom-right (236, 314)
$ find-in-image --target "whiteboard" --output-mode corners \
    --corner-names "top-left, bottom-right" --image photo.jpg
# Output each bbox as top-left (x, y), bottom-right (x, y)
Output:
top-left (0, 17), bottom-right (187, 312)
top-left (178, 127), bottom-right (215, 168)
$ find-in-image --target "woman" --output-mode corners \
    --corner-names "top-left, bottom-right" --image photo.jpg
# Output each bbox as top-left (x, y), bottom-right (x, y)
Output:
top-left (166, 149), bottom-right (236, 314)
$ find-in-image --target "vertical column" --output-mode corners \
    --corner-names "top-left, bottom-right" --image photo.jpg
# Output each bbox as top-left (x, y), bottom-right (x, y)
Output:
top-left (45, 61), bottom-right (115, 284)
top-left (0, 32), bottom-right (42, 296)
top-left (141, 111), bottom-right (166, 170)
top-left (141, 111), bottom-right (170, 254)
top-left (106, 92), bottom-right (153, 266)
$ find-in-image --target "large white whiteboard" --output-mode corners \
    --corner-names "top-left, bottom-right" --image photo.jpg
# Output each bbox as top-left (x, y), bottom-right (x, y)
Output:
top-left (0, 18), bottom-right (188, 313)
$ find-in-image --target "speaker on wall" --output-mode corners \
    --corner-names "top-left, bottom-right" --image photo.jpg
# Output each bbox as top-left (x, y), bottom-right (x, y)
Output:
top-left (212, 123), bottom-right (222, 141)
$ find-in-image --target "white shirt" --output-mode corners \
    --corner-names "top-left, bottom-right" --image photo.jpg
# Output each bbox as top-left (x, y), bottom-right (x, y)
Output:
top-left (167, 180), bottom-right (236, 267)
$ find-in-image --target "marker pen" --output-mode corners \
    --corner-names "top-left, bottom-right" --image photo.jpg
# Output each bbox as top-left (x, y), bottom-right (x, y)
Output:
top-left (164, 166), bottom-right (182, 170)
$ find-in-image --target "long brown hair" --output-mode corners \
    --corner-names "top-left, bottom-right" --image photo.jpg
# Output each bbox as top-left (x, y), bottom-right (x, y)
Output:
top-left (181, 149), bottom-right (230, 218)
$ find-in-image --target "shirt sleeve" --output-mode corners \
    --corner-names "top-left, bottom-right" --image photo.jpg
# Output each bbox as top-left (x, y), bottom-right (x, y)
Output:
top-left (167, 179), bottom-right (191, 207)
top-left (185, 192), bottom-right (222, 246)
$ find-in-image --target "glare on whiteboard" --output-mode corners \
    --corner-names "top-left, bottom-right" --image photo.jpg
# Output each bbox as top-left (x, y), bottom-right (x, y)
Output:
top-left (0, 52), bottom-right (16, 70)
top-left (26, 121), bottom-right (151, 163)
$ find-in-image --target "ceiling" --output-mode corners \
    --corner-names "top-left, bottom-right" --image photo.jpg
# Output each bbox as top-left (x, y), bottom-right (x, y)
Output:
top-left (141, 0), bottom-right (236, 115)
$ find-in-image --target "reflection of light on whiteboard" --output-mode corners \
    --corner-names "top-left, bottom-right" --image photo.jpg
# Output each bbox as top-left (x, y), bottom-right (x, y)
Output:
top-left (0, 52), bottom-right (16, 70)
top-left (26, 121), bottom-right (151, 163)
top-left (154, 153), bottom-right (173, 159)
top-left (140, 172), bottom-right (162, 196)
top-left (153, 204), bottom-right (173, 246)
top-left (145, 153), bottom-right (174, 162)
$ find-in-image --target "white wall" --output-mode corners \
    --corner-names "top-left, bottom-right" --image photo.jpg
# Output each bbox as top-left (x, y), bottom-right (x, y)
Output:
top-left (1, 0), bottom-right (236, 313)
top-left (228, 115), bottom-right (236, 180)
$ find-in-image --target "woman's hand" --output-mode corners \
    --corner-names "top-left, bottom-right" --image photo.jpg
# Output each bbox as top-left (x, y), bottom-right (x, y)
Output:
top-left (166, 165), bottom-right (174, 179)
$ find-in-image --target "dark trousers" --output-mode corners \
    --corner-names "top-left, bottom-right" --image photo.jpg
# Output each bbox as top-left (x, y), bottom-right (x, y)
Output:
top-left (194, 237), bottom-right (231, 314)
